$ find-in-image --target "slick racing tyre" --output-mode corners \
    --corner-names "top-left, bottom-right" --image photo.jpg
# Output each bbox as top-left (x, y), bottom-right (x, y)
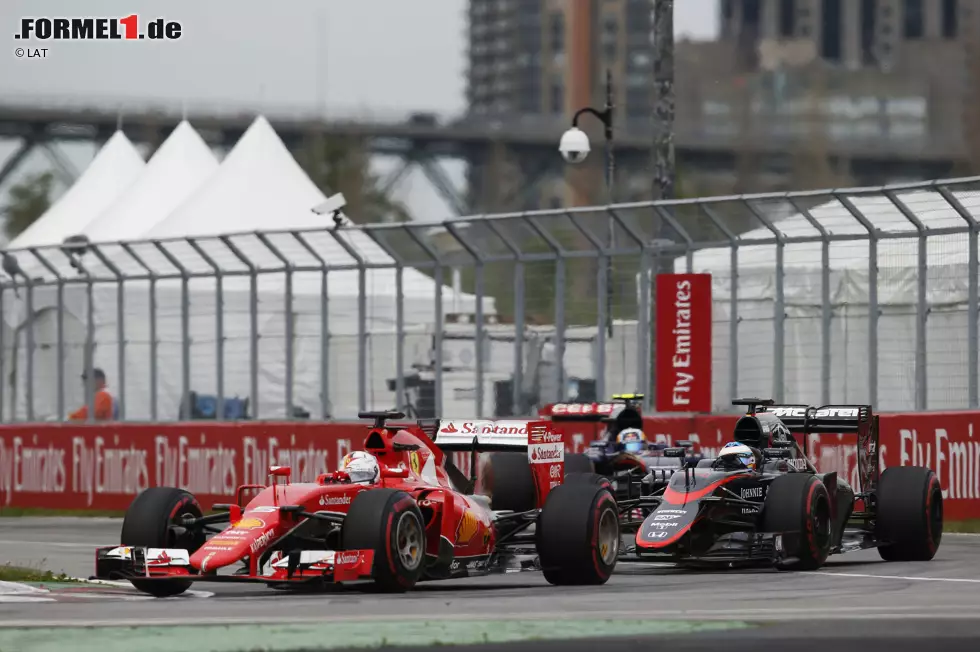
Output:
top-left (565, 453), bottom-right (595, 475)
top-left (120, 487), bottom-right (206, 597)
top-left (762, 474), bottom-right (832, 571)
top-left (342, 489), bottom-right (425, 592)
top-left (481, 452), bottom-right (536, 512)
top-left (537, 482), bottom-right (619, 585)
top-left (875, 466), bottom-right (943, 562)
top-left (563, 472), bottom-right (614, 494)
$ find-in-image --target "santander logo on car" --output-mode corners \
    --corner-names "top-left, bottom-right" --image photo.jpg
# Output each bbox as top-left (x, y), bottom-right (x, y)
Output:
top-left (439, 420), bottom-right (529, 436)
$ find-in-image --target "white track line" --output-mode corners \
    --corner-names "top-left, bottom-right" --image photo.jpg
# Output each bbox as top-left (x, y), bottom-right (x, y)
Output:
top-left (0, 539), bottom-right (95, 549)
top-left (814, 571), bottom-right (980, 584)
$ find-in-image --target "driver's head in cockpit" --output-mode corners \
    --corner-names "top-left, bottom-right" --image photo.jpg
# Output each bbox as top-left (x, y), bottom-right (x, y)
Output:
top-left (616, 427), bottom-right (648, 454)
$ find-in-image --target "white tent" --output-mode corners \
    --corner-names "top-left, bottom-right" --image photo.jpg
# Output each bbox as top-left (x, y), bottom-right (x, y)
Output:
top-left (676, 188), bottom-right (980, 412)
top-left (1, 116), bottom-right (494, 422)
top-left (9, 131), bottom-right (144, 249)
top-left (83, 121), bottom-right (218, 243)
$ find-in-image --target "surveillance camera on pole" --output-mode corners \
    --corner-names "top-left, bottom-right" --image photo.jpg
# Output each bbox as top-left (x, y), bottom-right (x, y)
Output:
top-left (558, 126), bottom-right (591, 164)
top-left (311, 192), bottom-right (350, 229)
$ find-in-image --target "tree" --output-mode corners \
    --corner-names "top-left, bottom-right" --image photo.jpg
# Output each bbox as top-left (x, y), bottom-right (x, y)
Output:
top-left (1, 171), bottom-right (55, 240)
top-left (298, 133), bottom-right (411, 224)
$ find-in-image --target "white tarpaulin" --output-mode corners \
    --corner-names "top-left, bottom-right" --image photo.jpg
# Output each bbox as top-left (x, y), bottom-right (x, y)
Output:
top-left (9, 131), bottom-right (144, 249)
top-left (675, 189), bottom-right (980, 412)
top-left (1, 116), bottom-right (494, 422)
top-left (83, 120), bottom-right (219, 242)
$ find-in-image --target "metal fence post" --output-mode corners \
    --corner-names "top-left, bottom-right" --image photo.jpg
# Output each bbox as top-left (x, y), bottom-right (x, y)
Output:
top-left (836, 193), bottom-right (879, 406)
top-left (606, 207), bottom-right (646, 396)
top-left (0, 284), bottom-right (4, 421)
top-left (154, 242), bottom-right (192, 421)
top-left (445, 222), bottom-right (485, 417)
top-left (256, 233), bottom-right (296, 418)
top-left (404, 226), bottom-right (444, 416)
top-left (119, 243), bottom-right (156, 420)
top-left (785, 196), bottom-right (832, 405)
top-left (744, 199), bottom-right (786, 402)
top-left (89, 245), bottom-right (126, 419)
top-left (883, 189), bottom-right (929, 410)
top-left (29, 250), bottom-right (66, 420)
top-left (187, 239), bottom-right (225, 420)
top-left (486, 220), bottom-right (525, 416)
top-left (326, 229), bottom-right (368, 414)
top-left (85, 271), bottom-right (96, 422)
top-left (24, 276), bottom-right (35, 421)
top-left (293, 233), bottom-right (331, 419)
top-left (700, 205), bottom-right (740, 405)
top-left (565, 210), bottom-right (608, 400)
top-left (525, 217), bottom-right (566, 402)
top-left (935, 184), bottom-right (979, 408)
top-left (221, 236), bottom-right (259, 420)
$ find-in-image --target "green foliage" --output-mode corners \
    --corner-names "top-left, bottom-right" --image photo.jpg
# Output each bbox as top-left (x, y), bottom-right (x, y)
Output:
top-left (1, 171), bottom-right (55, 240)
top-left (298, 134), bottom-right (411, 224)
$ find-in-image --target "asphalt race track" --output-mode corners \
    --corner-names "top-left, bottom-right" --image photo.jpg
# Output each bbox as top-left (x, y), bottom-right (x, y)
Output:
top-left (1, 517), bottom-right (979, 651)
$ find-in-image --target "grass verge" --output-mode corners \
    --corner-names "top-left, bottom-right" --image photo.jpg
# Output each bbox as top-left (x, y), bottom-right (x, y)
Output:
top-left (0, 561), bottom-right (79, 583)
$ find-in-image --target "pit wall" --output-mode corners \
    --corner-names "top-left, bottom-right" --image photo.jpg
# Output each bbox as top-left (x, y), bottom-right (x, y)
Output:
top-left (0, 412), bottom-right (977, 519)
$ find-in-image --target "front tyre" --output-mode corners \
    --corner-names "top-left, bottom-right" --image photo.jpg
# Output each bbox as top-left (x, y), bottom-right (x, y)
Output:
top-left (342, 489), bottom-right (425, 592)
top-left (120, 487), bottom-right (206, 597)
top-left (762, 474), bottom-right (832, 571)
top-left (876, 466), bottom-right (943, 562)
top-left (537, 482), bottom-right (619, 585)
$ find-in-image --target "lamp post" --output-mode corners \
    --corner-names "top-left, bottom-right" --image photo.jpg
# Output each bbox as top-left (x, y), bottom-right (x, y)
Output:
top-left (559, 68), bottom-right (615, 334)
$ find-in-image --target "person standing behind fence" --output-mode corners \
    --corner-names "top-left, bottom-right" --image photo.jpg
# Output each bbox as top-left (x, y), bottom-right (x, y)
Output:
top-left (68, 367), bottom-right (118, 421)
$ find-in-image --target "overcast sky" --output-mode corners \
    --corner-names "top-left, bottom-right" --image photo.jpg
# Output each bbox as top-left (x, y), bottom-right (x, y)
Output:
top-left (0, 0), bottom-right (718, 230)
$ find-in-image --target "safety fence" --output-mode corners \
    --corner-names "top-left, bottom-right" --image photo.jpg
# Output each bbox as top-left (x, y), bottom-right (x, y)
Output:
top-left (2, 176), bottom-right (980, 422)
top-left (0, 410), bottom-right (977, 519)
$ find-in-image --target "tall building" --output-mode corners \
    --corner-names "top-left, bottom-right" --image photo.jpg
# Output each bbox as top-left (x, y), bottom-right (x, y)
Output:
top-left (466, 0), bottom-right (655, 123)
top-left (718, 0), bottom-right (961, 70)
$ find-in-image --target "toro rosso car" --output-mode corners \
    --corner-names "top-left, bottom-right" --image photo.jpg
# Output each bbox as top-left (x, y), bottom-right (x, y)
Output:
top-left (542, 393), bottom-right (700, 503)
top-left (94, 411), bottom-right (619, 596)
top-left (591, 398), bottom-right (943, 570)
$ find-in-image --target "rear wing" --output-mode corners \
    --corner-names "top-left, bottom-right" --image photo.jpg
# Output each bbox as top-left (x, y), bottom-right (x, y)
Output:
top-left (759, 403), bottom-right (879, 494)
top-left (416, 419), bottom-right (565, 508)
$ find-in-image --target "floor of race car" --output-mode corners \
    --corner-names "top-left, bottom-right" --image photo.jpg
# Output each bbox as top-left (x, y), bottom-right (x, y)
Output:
top-left (0, 517), bottom-right (978, 652)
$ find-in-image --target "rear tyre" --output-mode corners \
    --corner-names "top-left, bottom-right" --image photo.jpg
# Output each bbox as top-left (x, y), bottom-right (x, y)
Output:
top-left (481, 452), bottom-right (536, 512)
top-left (342, 489), bottom-right (425, 592)
top-left (762, 474), bottom-right (832, 571)
top-left (565, 453), bottom-right (595, 475)
top-left (537, 482), bottom-right (619, 585)
top-left (563, 472), bottom-right (614, 494)
top-left (876, 466), bottom-right (943, 562)
top-left (120, 487), bottom-right (206, 597)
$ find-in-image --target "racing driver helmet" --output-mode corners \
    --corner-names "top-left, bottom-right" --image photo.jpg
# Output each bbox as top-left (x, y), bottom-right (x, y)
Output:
top-left (616, 427), bottom-right (648, 453)
top-left (714, 442), bottom-right (759, 471)
top-left (340, 451), bottom-right (380, 484)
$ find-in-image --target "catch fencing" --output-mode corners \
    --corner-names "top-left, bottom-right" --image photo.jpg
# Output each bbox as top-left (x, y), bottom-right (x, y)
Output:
top-left (1, 176), bottom-right (980, 422)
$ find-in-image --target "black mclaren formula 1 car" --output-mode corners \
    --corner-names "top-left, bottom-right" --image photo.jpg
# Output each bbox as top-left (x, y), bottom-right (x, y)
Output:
top-left (568, 398), bottom-right (944, 570)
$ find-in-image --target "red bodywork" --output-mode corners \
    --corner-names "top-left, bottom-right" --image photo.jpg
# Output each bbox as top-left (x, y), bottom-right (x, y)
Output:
top-left (97, 418), bottom-right (563, 586)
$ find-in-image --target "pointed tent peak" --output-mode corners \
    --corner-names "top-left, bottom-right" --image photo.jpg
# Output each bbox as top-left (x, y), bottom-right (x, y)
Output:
top-left (83, 120), bottom-right (219, 243)
top-left (8, 130), bottom-right (145, 250)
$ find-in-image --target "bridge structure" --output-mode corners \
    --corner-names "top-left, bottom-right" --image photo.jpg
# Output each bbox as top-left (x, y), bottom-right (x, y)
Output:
top-left (0, 94), bottom-right (964, 217)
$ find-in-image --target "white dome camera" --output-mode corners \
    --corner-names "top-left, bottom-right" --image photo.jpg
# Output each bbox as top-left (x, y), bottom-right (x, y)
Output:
top-left (559, 127), bottom-right (590, 164)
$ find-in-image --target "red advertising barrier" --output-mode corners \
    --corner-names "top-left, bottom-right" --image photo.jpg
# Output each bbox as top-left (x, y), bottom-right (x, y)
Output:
top-left (655, 273), bottom-right (712, 412)
top-left (2, 412), bottom-right (980, 519)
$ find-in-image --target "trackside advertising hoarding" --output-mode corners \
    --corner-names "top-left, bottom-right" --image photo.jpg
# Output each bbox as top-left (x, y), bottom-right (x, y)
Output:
top-left (655, 273), bottom-right (712, 413)
top-left (1, 412), bottom-right (979, 519)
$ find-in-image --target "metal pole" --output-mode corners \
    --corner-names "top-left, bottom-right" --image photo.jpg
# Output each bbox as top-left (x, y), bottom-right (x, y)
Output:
top-left (395, 265), bottom-right (405, 413)
top-left (474, 263), bottom-right (485, 418)
top-left (149, 277), bottom-right (158, 420)
top-left (652, 0), bottom-right (676, 202)
top-left (638, 250), bottom-right (652, 402)
top-left (25, 281), bottom-right (34, 421)
top-left (604, 69), bottom-right (615, 340)
top-left (358, 265), bottom-right (367, 414)
top-left (85, 278), bottom-right (95, 422)
top-left (555, 256), bottom-right (566, 401)
top-left (434, 265), bottom-right (444, 416)
top-left (0, 285), bottom-right (4, 422)
top-left (971, 228), bottom-right (979, 409)
top-left (321, 270), bottom-right (330, 417)
top-left (512, 260), bottom-right (525, 416)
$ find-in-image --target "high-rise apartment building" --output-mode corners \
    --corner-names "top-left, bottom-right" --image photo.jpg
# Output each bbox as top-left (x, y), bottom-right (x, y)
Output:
top-left (718, 0), bottom-right (961, 70)
top-left (466, 0), bottom-right (655, 122)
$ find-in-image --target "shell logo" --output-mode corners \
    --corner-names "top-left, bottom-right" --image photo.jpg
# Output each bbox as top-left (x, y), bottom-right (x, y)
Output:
top-left (456, 510), bottom-right (480, 545)
top-left (409, 451), bottom-right (422, 476)
top-left (233, 517), bottom-right (265, 530)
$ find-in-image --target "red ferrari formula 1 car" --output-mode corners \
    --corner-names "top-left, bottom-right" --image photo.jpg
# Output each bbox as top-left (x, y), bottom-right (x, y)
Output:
top-left (94, 411), bottom-right (619, 596)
